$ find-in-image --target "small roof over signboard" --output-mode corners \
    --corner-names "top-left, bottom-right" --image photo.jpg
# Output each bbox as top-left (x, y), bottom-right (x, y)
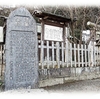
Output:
top-left (34, 10), bottom-right (73, 24)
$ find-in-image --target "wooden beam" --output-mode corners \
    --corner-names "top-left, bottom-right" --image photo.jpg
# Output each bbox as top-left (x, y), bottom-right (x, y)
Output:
top-left (43, 19), bottom-right (65, 27)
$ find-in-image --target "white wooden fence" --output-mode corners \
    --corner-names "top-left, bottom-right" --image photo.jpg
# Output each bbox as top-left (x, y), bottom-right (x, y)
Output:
top-left (0, 40), bottom-right (100, 79)
top-left (38, 40), bottom-right (100, 69)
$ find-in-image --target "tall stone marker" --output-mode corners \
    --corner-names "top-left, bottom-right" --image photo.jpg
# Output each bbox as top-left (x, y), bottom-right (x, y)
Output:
top-left (5, 8), bottom-right (38, 90)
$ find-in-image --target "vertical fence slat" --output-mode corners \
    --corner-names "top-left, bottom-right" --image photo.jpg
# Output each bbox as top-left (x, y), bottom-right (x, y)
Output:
top-left (98, 50), bottom-right (99, 66)
top-left (61, 42), bottom-right (64, 67)
top-left (93, 43), bottom-right (95, 66)
top-left (85, 45), bottom-right (87, 67)
top-left (65, 42), bottom-right (67, 63)
top-left (91, 47), bottom-right (94, 66)
top-left (65, 42), bottom-right (68, 67)
top-left (81, 44), bottom-right (84, 67)
top-left (47, 41), bottom-right (49, 69)
top-left (52, 41), bottom-right (55, 68)
top-left (40, 21), bottom-right (44, 69)
top-left (98, 49), bottom-right (99, 66)
top-left (95, 47), bottom-right (97, 66)
top-left (88, 46), bottom-right (90, 67)
top-left (98, 48), bottom-right (99, 66)
top-left (99, 50), bottom-right (100, 65)
top-left (41, 40), bottom-right (44, 69)
top-left (95, 47), bottom-right (97, 67)
top-left (1, 45), bottom-right (3, 76)
top-left (56, 42), bottom-right (60, 68)
top-left (97, 47), bottom-right (98, 66)
top-left (78, 44), bottom-right (80, 67)
top-left (0, 45), bottom-right (2, 76)
top-left (74, 44), bottom-right (76, 67)
top-left (70, 43), bottom-right (72, 67)
top-left (97, 47), bottom-right (99, 66)
top-left (96, 47), bottom-right (98, 66)
top-left (94, 46), bottom-right (96, 67)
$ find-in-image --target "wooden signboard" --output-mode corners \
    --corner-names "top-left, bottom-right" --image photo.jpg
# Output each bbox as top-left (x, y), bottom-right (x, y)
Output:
top-left (44, 24), bottom-right (63, 41)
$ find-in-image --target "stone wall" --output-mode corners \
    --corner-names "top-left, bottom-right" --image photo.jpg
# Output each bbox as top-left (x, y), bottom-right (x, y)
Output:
top-left (39, 66), bottom-right (100, 87)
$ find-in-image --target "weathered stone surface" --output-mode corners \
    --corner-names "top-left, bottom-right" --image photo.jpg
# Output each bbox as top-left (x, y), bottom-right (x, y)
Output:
top-left (60, 67), bottom-right (70, 77)
top-left (5, 7), bottom-right (38, 90)
top-left (39, 67), bottom-right (70, 80)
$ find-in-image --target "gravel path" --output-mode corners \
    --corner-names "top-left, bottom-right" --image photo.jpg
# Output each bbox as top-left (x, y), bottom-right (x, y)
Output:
top-left (0, 88), bottom-right (48, 94)
top-left (1, 78), bottom-right (100, 94)
top-left (44, 78), bottom-right (100, 93)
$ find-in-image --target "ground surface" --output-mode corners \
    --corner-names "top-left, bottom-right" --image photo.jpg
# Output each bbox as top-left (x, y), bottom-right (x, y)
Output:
top-left (1, 78), bottom-right (100, 94)
top-left (44, 78), bottom-right (100, 93)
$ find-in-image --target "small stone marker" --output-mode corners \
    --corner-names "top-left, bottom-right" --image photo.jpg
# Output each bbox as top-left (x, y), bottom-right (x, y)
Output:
top-left (5, 7), bottom-right (38, 90)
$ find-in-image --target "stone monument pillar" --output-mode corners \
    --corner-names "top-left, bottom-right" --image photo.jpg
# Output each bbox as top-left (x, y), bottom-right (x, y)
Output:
top-left (5, 7), bottom-right (38, 90)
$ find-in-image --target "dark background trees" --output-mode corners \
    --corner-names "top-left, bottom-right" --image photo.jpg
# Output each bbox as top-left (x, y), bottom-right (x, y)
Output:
top-left (0, 5), bottom-right (100, 43)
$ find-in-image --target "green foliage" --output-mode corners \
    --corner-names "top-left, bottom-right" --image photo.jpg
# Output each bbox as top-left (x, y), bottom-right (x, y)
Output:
top-left (0, 19), bottom-right (5, 26)
top-left (0, 80), bottom-right (3, 86)
top-left (74, 29), bottom-right (81, 39)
